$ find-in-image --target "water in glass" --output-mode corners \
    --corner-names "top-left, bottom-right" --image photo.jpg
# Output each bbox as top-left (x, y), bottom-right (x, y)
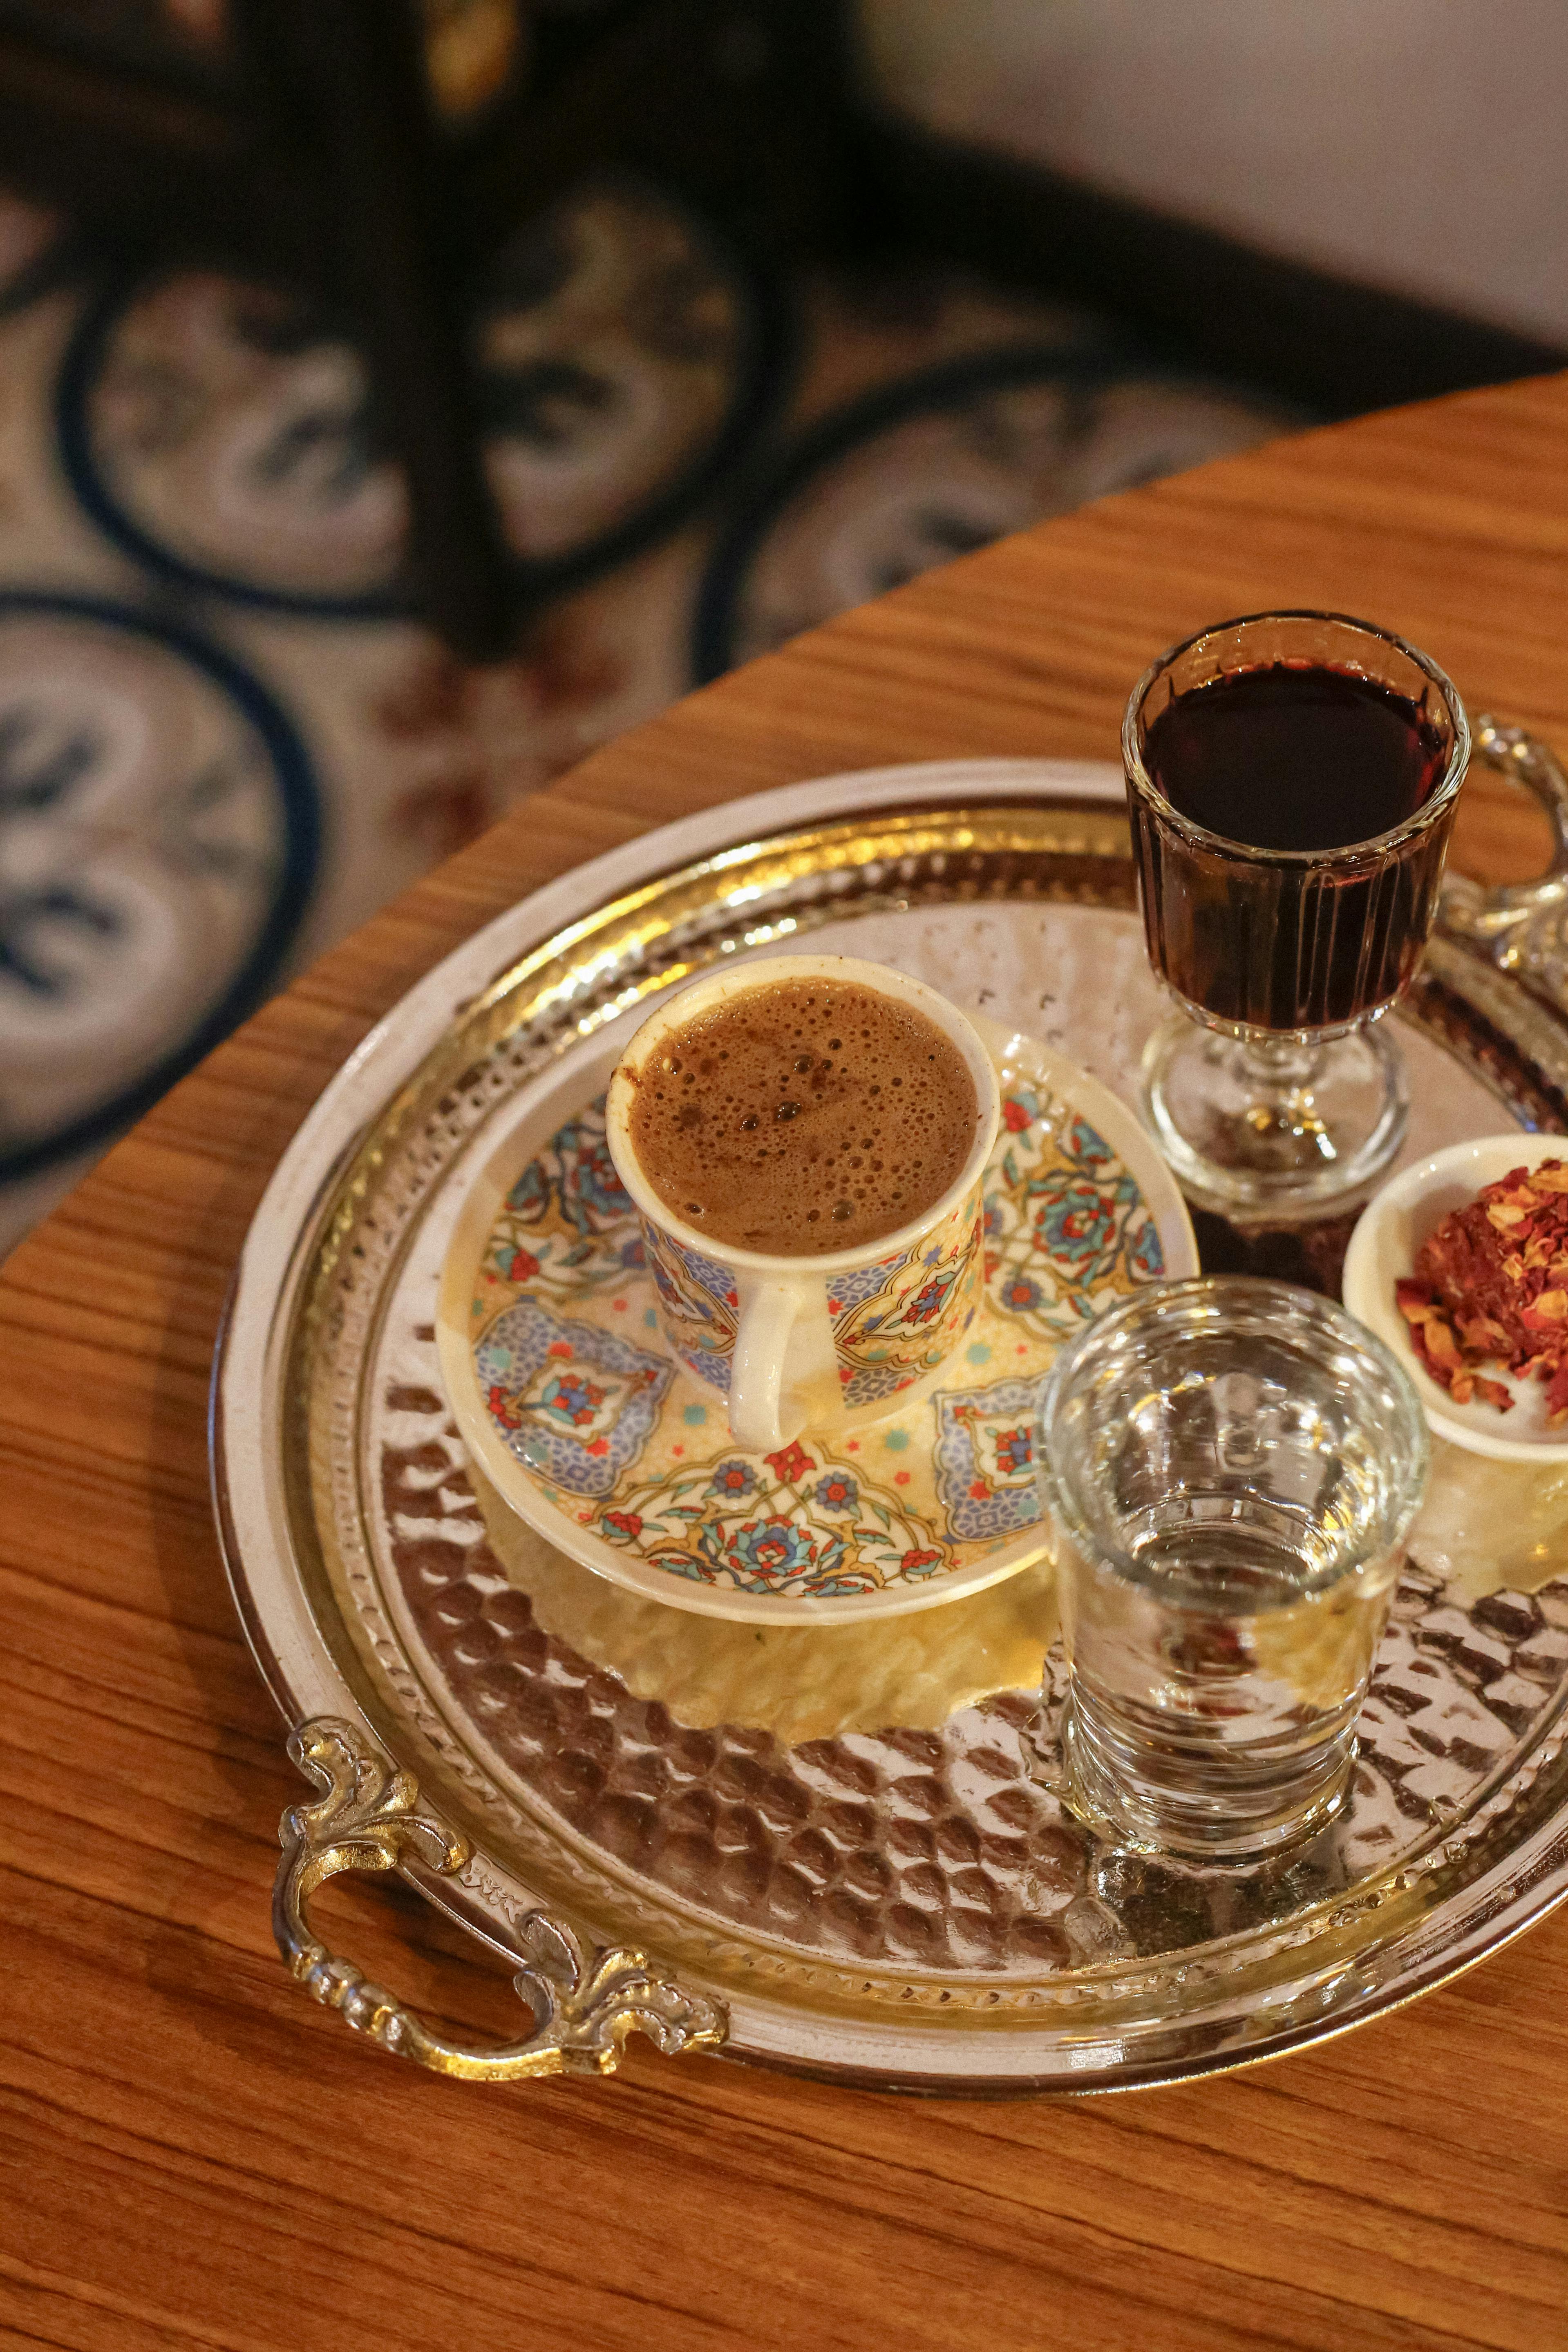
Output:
top-left (1039, 1278), bottom-right (1429, 1861)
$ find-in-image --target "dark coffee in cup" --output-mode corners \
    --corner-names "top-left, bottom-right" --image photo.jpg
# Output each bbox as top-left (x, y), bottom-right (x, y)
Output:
top-left (622, 975), bottom-right (980, 1254)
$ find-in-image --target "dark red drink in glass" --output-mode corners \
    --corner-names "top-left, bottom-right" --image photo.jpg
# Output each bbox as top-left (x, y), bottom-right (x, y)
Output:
top-left (1123, 613), bottom-right (1469, 1218)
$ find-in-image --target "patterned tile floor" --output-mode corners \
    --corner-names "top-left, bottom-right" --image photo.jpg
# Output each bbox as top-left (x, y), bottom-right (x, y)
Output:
top-left (0, 175), bottom-right (1296, 1253)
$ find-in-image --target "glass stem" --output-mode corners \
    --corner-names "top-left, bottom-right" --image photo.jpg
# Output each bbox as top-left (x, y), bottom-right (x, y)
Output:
top-left (1225, 1034), bottom-right (1335, 1164)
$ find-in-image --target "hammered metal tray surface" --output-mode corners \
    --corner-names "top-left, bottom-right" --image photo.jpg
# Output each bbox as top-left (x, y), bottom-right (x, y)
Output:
top-left (215, 760), bottom-right (1568, 2092)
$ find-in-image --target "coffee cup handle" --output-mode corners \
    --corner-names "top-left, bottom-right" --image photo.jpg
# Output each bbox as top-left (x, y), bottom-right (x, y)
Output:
top-left (729, 1275), bottom-right (833, 1452)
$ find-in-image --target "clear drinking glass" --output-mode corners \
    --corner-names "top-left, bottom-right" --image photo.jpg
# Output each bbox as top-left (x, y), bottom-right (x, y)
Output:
top-left (1124, 611), bottom-right (1470, 1219)
top-left (1038, 1277), bottom-right (1429, 1862)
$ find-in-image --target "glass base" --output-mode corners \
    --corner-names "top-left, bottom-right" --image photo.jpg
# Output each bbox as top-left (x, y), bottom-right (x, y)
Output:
top-left (1140, 1011), bottom-right (1409, 1223)
top-left (1058, 1689), bottom-right (1356, 1865)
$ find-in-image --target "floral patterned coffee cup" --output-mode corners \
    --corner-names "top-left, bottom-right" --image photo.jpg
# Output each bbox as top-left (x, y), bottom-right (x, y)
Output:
top-left (605, 955), bottom-right (1002, 1451)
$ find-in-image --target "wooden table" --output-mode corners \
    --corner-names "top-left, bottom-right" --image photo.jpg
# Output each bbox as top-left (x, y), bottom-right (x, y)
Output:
top-left (7, 375), bottom-right (1568, 2352)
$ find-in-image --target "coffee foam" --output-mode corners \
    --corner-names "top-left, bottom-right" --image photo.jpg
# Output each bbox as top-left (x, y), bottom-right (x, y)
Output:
top-left (624, 977), bottom-right (980, 1255)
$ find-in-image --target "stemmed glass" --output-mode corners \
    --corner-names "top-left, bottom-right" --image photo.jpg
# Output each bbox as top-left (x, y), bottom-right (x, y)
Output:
top-left (1123, 611), bottom-right (1470, 1219)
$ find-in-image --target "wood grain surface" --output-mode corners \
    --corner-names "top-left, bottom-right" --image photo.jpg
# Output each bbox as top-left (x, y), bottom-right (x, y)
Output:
top-left (5, 376), bottom-right (1568, 2352)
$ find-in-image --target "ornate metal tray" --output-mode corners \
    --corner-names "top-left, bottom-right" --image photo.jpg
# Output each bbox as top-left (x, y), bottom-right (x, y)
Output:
top-left (214, 755), bottom-right (1568, 2094)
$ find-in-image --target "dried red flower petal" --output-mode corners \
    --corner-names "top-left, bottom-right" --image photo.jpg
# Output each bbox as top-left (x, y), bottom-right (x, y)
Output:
top-left (1400, 1158), bottom-right (1568, 1417)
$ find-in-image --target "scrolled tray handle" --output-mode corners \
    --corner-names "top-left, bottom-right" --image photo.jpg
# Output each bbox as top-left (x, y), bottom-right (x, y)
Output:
top-left (274, 1717), bottom-right (727, 2080)
top-left (1442, 716), bottom-right (1568, 948)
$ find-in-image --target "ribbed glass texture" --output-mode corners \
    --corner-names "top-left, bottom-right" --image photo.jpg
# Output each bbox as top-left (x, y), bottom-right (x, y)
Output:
top-left (1124, 612), bottom-right (1469, 1037)
top-left (1039, 1277), bottom-right (1430, 1858)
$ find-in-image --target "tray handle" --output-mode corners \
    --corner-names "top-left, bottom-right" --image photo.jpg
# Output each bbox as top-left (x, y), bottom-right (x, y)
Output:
top-left (1441, 718), bottom-right (1568, 950)
top-left (274, 1717), bottom-right (727, 2080)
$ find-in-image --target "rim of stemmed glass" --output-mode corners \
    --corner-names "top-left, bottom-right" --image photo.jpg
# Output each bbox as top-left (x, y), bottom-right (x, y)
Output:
top-left (1121, 609), bottom-right (1472, 867)
top-left (1041, 1274), bottom-right (1432, 1603)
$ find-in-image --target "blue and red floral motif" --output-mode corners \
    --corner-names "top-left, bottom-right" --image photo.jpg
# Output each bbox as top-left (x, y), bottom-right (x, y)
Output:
top-left (993, 1425), bottom-right (1033, 1476)
top-left (639, 1218), bottom-right (740, 1393)
top-left (486, 1383), bottom-right (523, 1433)
top-left (707, 1458), bottom-right (755, 1500)
top-left (553, 1116), bottom-right (634, 1233)
top-left (720, 1517), bottom-right (823, 1585)
top-left (485, 1098), bottom-right (641, 1302)
top-left (502, 1155), bottom-right (550, 1225)
top-left (535, 1370), bottom-right (608, 1429)
top-left (933, 1375), bottom-right (1050, 1542)
top-left (1127, 1217), bottom-right (1163, 1282)
top-left (899, 1546), bottom-right (944, 1578)
top-left (476, 1297), bottom-right (672, 1498)
top-left (765, 1440), bottom-right (812, 1485)
top-left (904, 1267), bottom-right (959, 1324)
top-left (1033, 1172), bottom-right (1118, 1269)
top-left (586, 1430), bottom-right (953, 1597)
top-left (1064, 1113), bottom-right (1113, 1168)
top-left (986, 1101), bottom-right (1163, 1341)
top-left (831, 1199), bottom-right (985, 1411)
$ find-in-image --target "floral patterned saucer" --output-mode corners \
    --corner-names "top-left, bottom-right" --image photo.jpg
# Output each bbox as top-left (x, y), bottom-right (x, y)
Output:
top-left (437, 1015), bottom-right (1196, 1623)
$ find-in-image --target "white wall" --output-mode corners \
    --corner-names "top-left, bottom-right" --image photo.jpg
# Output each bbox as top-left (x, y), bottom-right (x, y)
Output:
top-left (860, 0), bottom-right (1568, 342)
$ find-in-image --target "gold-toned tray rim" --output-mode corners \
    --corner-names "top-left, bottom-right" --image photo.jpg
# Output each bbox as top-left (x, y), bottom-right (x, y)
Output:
top-left (213, 756), bottom-right (1568, 2095)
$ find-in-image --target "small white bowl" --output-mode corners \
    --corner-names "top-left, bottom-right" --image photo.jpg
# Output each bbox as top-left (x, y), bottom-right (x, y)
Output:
top-left (1343, 1133), bottom-right (1568, 1463)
